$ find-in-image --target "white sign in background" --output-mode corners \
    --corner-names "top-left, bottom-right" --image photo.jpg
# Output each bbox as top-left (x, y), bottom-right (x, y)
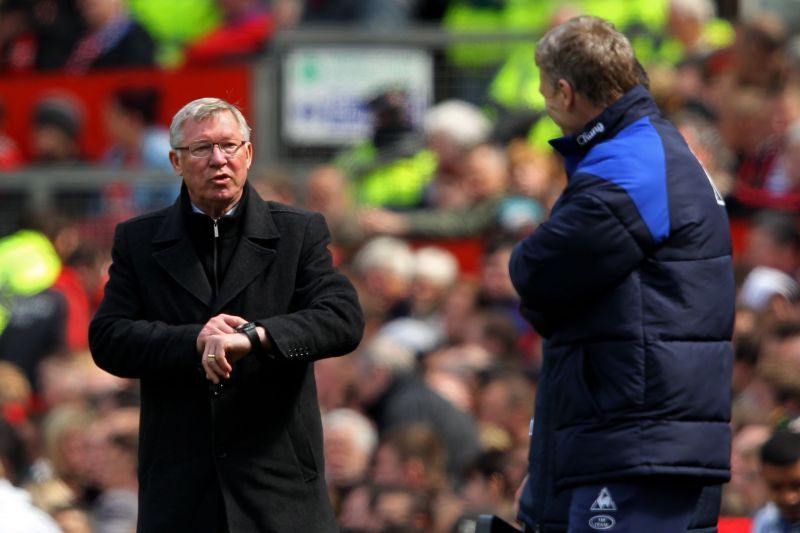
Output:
top-left (282, 47), bottom-right (433, 146)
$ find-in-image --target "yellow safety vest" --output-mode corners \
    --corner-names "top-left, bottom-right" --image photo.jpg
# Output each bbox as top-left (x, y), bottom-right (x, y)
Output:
top-left (0, 230), bottom-right (61, 333)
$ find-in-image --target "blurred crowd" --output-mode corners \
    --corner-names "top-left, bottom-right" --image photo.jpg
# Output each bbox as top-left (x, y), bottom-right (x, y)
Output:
top-left (1, 0), bottom-right (800, 532)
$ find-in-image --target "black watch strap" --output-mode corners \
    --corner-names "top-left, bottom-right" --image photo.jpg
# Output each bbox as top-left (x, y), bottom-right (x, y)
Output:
top-left (236, 322), bottom-right (263, 354)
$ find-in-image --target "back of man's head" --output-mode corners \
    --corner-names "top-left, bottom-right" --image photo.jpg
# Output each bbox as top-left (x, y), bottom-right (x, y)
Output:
top-left (535, 15), bottom-right (640, 106)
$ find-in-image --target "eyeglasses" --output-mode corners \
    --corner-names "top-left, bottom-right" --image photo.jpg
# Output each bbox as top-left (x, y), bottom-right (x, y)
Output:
top-left (173, 140), bottom-right (247, 158)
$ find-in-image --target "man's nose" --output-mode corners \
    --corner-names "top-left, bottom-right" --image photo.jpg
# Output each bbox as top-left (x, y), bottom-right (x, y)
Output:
top-left (209, 144), bottom-right (227, 165)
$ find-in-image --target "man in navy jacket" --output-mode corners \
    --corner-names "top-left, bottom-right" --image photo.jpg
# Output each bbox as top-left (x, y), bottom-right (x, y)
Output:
top-left (509, 16), bottom-right (735, 533)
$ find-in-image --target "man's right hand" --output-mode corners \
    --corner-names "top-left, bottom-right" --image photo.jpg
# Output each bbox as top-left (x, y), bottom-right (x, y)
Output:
top-left (197, 314), bottom-right (248, 384)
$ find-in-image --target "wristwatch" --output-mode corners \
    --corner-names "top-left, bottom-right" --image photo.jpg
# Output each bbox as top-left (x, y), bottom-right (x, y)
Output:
top-left (235, 322), bottom-right (263, 354)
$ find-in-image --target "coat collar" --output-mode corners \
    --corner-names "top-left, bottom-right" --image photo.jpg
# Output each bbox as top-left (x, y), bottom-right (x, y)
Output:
top-left (152, 181), bottom-right (280, 311)
top-left (549, 85), bottom-right (659, 177)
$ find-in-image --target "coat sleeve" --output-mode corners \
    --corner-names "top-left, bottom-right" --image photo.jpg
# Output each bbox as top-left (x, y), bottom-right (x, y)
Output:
top-left (89, 224), bottom-right (203, 379)
top-left (509, 192), bottom-right (645, 334)
top-left (259, 213), bottom-right (364, 362)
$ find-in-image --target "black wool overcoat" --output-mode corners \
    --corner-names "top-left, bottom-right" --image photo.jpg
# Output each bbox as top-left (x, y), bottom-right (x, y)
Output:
top-left (89, 183), bottom-right (364, 533)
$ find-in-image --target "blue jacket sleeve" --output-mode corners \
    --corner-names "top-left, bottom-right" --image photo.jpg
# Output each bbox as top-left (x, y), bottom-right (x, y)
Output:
top-left (509, 193), bottom-right (645, 334)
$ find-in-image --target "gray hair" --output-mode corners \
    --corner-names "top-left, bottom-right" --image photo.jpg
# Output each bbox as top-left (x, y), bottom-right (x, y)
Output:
top-left (413, 246), bottom-right (459, 286)
top-left (360, 334), bottom-right (416, 376)
top-left (424, 99), bottom-right (491, 148)
top-left (353, 236), bottom-right (415, 281)
top-left (169, 97), bottom-right (251, 147)
top-left (322, 408), bottom-right (378, 454)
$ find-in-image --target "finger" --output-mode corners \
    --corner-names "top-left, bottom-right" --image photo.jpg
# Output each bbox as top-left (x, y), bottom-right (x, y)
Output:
top-left (215, 353), bottom-right (232, 378)
top-left (202, 350), bottom-right (225, 383)
top-left (203, 360), bottom-right (220, 384)
top-left (218, 314), bottom-right (247, 329)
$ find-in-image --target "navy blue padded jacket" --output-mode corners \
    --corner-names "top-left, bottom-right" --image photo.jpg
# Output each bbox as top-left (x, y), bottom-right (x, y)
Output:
top-left (510, 86), bottom-right (735, 531)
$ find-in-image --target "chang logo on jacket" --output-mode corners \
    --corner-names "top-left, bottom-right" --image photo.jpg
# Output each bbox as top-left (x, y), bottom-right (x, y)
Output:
top-left (576, 122), bottom-right (605, 145)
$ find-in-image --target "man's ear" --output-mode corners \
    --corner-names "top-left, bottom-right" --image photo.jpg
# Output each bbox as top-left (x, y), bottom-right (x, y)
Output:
top-left (557, 79), bottom-right (575, 110)
top-left (168, 150), bottom-right (182, 176)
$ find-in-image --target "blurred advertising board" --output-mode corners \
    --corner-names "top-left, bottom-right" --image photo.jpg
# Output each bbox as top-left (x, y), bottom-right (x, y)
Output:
top-left (282, 47), bottom-right (433, 145)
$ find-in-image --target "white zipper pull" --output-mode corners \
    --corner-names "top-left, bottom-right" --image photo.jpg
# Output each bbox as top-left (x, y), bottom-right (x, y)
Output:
top-left (213, 219), bottom-right (219, 238)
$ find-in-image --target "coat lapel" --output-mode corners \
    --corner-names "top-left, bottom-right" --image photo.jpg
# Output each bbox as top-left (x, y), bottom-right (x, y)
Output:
top-left (213, 187), bottom-right (280, 313)
top-left (152, 198), bottom-right (213, 308)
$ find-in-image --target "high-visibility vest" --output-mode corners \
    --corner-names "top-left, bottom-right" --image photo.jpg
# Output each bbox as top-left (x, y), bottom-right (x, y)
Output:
top-left (443, 0), bottom-right (555, 68)
top-left (488, 45), bottom-right (542, 111)
top-left (0, 230), bottom-right (61, 333)
top-left (127, 0), bottom-right (221, 66)
top-left (359, 149), bottom-right (438, 208)
top-left (336, 142), bottom-right (438, 208)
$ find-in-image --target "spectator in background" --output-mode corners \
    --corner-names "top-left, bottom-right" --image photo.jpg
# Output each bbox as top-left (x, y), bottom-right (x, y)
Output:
top-left (459, 449), bottom-right (517, 525)
top-left (314, 354), bottom-right (358, 413)
top-left (0, 362), bottom-right (31, 427)
top-left (30, 96), bottom-right (84, 165)
top-left (672, 110), bottom-right (734, 198)
top-left (322, 408), bottom-right (377, 508)
top-left (31, 0), bottom-right (85, 71)
top-left (103, 86), bottom-right (178, 211)
top-left (422, 99), bottom-right (492, 209)
top-left (730, 91), bottom-right (800, 212)
top-left (744, 210), bottom-right (800, 278)
top-left (717, 87), bottom-right (775, 213)
top-left (0, 100), bottom-right (23, 171)
top-left (506, 138), bottom-right (565, 213)
top-left (40, 405), bottom-right (96, 503)
top-left (184, 0), bottom-right (275, 66)
top-left (0, 0), bottom-right (36, 74)
top-left (371, 424), bottom-right (456, 531)
top-left (665, 0), bottom-right (724, 62)
top-left (0, 213), bottom-right (104, 392)
top-left (475, 370), bottom-right (535, 449)
top-left (248, 165), bottom-right (297, 205)
top-left (103, 87), bottom-right (170, 170)
top-left (337, 482), bottom-right (375, 532)
top-left (0, 417), bottom-right (61, 533)
top-left (124, 0), bottom-right (218, 67)
top-left (728, 12), bottom-right (788, 92)
top-left (721, 423), bottom-right (771, 517)
top-left (336, 88), bottom-right (436, 209)
top-left (739, 267), bottom-right (800, 332)
top-left (85, 407), bottom-right (139, 533)
top-left (352, 236), bottom-right (415, 330)
top-left (370, 484), bottom-right (434, 532)
top-left (302, 164), bottom-right (362, 260)
top-left (753, 430), bottom-right (800, 532)
top-left (360, 142), bottom-right (543, 241)
top-left (408, 246), bottom-right (459, 329)
top-left (65, 0), bottom-right (154, 73)
top-left (0, 209), bottom-right (78, 389)
top-left (353, 335), bottom-right (481, 483)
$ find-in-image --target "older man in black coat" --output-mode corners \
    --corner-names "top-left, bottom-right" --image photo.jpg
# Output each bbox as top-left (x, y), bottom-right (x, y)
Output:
top-left (89, 97), bottom-right (364, 533)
